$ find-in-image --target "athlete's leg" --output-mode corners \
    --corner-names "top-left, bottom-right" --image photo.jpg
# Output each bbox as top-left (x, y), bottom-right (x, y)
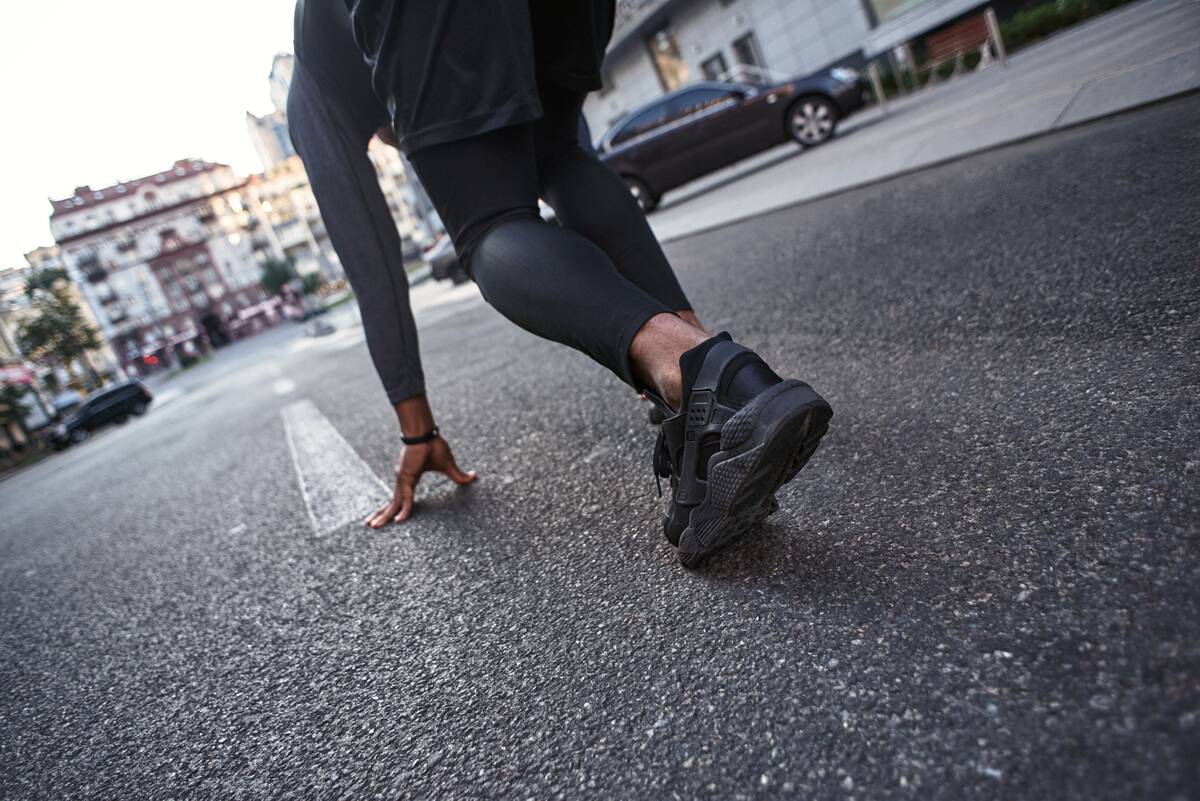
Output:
top-left (406, 122), bottom-right (704, 401)
top-left (532, 84), bottom-right (698, 323)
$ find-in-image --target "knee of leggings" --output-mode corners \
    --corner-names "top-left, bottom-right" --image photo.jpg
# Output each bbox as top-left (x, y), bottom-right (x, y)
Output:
top-left (456, 208), bottom-right (542, 279)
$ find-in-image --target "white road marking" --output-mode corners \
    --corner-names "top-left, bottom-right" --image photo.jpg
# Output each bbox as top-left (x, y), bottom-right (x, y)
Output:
top-left (154, 387), bottom-right (186, 407)
top-left (286, 326), bottom-right (366, 354)
top-left (281, 399), bottom-right (389, 535)
top-left (272, 377), bottom-right (296, 395)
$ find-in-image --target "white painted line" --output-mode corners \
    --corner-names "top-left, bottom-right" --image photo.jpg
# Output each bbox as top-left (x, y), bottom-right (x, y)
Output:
top-left (155, 387), bottom-right (186, 407)
top-left (285, 327), bottom-right (366, 354)
top-left (281, 399), bottom-right (390, 536)
top-left (272, 377), bottom-right (296, 395)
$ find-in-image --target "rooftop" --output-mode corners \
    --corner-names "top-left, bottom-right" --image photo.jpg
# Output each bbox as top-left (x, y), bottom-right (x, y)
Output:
top-left (49, 159), bottom-right (227, 218)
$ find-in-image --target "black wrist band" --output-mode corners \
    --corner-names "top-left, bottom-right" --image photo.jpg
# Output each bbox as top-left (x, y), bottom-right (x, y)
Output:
top-left (401, 426), bottom-right (439, 446)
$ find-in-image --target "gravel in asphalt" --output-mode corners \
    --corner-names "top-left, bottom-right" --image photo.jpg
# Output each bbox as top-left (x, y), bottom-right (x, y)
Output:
top-left (1, 94), bottom-right (1198, 800)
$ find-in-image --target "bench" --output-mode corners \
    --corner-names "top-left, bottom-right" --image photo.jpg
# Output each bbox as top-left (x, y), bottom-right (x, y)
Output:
top-left (921, 9), bottom-right (1007, 85)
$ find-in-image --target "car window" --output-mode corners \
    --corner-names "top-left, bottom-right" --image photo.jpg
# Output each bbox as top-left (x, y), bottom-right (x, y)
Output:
top-left (611, 102), bottom-right (671, 146)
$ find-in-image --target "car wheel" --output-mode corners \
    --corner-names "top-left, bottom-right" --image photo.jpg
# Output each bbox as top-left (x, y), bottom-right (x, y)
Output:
top-left (623, 176), bottom-right (659, 213)
top-left (70, 429), bottom-right (90, 445)
top-left (788, 96), bottom-right (838, 147)
top-left (132, 401), bottom-right (148, 416)
top-left (114, 413), bottom-right (129, 425)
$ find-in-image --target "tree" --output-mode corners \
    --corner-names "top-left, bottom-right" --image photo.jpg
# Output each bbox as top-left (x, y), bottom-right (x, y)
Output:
top-left (300, 272), bottom-right (325, 296)
top-left (25, 268), bottom-right (69, 297)
top-left (17, 284), bottom-right (103, 387)
top-left (0, 383), bottom-right (30, 435)
top-left (260, 258), bottom-right (297, 296)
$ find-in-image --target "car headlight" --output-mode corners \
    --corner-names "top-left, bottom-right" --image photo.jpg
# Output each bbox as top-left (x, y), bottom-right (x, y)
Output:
top-left (54, 424), bottom-right (67, 437)
top-left (830, 67), bottom-right (860, 84)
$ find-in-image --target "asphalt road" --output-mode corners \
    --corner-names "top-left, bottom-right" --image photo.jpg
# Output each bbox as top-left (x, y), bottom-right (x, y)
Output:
top-left (3, 94), bottom-right (1198, 800)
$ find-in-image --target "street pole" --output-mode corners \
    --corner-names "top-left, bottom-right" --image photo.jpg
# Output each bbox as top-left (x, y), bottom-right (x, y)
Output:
top-left (867, 62), bottom-right (889, 115)
top-left (985, 8), bottom-right (1008, 67)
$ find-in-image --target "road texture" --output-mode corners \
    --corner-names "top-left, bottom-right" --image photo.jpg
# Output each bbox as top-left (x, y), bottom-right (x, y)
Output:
top-left (2, 94), bottom-right (1198, 800)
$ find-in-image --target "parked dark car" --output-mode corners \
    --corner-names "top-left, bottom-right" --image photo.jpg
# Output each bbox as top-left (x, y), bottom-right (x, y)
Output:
top-left (423, 235), bottom-right (471, 284)
top-left (51, 380), bottom-right (153, 448)
top-left (598, 67), bottom-right (866, 211)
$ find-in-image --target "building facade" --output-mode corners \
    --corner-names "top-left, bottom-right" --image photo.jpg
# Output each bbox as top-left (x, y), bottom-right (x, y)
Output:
top-left (46, 159), bottom-right (285, 375)
top-left (247, 54), bottom-right (299, 172)
top-left (585, 0), bottom-right (988, 133)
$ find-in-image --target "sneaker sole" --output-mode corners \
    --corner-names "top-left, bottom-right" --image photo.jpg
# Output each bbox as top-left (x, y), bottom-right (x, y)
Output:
top-left (677, 381), bottom-right (831, 568)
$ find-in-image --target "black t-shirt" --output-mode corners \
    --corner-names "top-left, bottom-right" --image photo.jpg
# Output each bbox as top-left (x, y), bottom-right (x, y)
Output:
top-left (297, 0), bottom-right (615, 154)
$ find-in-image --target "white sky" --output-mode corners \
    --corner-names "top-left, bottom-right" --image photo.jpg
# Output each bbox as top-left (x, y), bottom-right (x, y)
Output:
top-left (0, 0), bottom-right (298, 267)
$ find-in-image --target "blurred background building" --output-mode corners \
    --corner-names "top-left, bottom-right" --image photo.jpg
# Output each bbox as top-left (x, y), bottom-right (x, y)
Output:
top-left (586, 0), bottom-right (997, 131)
top-left (246, 53), bottom-right (298, 171)
top-left (26, 50), bottom-right (444, 383)
top-left (44, 159), bottom-right (285, 376)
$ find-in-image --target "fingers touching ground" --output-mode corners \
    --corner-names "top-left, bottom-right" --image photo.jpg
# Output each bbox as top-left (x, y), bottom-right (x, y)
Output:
top-left (363, 438), bottom-right (477, 528)
top-left (441, 464), bottom-right (477, 486)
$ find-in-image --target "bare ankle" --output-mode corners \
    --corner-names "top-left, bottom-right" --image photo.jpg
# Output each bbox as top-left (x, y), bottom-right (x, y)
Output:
top-left (629, 313), bottom-right (708, 410)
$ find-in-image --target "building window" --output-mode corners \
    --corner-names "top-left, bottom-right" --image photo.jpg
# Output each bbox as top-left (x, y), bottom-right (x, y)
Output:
top-left (701, 52), bottom-right (729, 81)
top-left (865, 0), bottom-right (926, 25)
top-left (647, 28), bottom-right (688, 91)
top-left (732, 32), bottom-right (764, 72)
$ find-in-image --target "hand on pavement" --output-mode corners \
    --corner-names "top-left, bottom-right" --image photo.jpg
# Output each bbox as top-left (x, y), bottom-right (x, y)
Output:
top-left (365, 435), bottom-right (476, 528)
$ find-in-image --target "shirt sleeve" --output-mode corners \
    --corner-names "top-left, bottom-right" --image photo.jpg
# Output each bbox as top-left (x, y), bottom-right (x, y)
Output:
top-left (288, 63), bottom-right (426, 404)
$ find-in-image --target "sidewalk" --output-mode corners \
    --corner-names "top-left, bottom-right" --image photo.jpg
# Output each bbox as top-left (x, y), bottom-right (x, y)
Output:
top-left (648, 0), bottom-right (1200, 242)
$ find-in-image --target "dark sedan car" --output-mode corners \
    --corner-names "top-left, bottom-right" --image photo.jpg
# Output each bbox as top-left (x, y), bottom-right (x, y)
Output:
top-left (51, 379), bottom-right (153, 448)
top-left (598, 67), bottom-right (866, 211)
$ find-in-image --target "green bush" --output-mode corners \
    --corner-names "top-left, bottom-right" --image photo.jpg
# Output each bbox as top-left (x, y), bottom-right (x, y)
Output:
top-left (260, 258), bottom-right (296, 296)
top-left (300, 273), bottom-right (325, 296)
top-left (1000, 0), bottom-right (1134, 51)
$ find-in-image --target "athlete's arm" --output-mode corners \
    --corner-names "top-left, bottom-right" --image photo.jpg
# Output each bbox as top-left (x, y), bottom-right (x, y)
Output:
top-left (290, 67), bottom-right (477, 525)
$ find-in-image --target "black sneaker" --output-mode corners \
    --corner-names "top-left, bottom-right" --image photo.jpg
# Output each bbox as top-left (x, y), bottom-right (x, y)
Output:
top-left (651, 334), bottom-right (832, 567)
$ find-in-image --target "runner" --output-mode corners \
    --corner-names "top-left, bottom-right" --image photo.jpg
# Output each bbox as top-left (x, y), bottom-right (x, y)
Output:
top-left (288, 0), bottom-right (832, 565)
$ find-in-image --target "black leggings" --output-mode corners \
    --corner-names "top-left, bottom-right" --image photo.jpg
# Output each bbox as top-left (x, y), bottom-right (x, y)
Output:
top-left (407, 86), bottom-right (692, 387)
